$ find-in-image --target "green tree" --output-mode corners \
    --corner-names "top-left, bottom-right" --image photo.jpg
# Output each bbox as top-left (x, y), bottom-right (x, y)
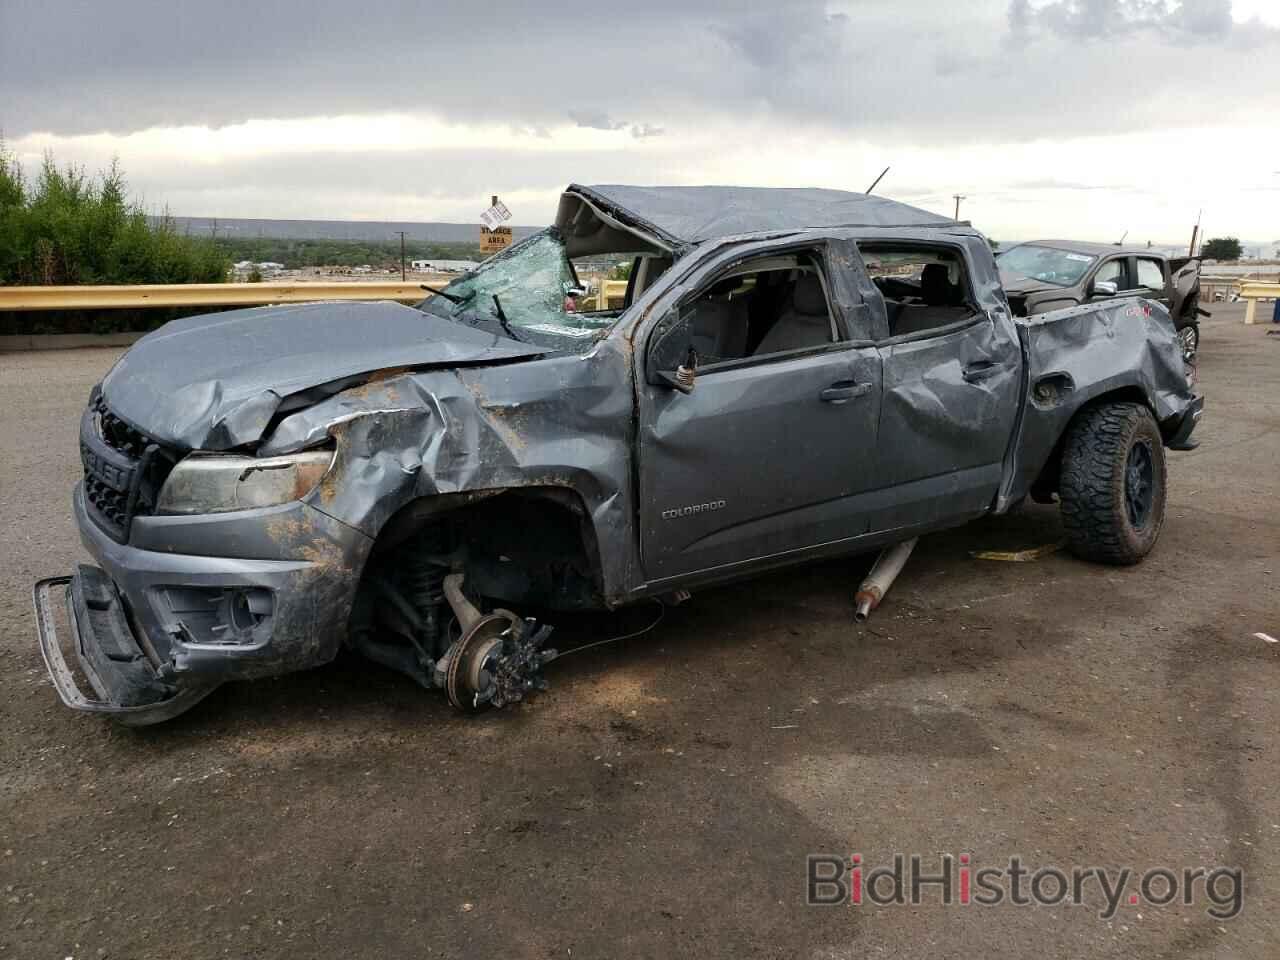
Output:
top-left (1201, 237), bottom-right (1242, 261)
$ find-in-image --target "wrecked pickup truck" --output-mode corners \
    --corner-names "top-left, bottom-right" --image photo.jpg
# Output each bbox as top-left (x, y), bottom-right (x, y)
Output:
top-left (34, 184), bottom-right (1204, 724)
top-left (997, 240), bottom-right (1205, 360)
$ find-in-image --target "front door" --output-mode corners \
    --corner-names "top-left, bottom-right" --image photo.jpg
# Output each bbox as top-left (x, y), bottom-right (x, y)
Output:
top-left (637, 244), bottom-right (883, 582)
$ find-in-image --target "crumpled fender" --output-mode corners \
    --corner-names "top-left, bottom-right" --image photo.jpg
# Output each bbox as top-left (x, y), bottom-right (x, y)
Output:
top-left (262, 341), bottom-right (641, 602)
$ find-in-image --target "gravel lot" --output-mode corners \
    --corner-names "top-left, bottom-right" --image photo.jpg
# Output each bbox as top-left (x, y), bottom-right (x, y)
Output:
top-left (1, 307), bottom-right (1277, 958)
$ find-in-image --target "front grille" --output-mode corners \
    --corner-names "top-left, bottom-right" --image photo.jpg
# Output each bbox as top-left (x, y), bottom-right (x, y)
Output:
top-left (95, 394), bottom-right (153, 458)
top-left (81, 392), bottom-right (178, 542)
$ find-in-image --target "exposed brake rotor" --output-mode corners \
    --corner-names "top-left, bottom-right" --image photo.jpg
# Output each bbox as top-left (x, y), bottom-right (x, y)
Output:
top-left (444, 610), bottom-right (557, 713)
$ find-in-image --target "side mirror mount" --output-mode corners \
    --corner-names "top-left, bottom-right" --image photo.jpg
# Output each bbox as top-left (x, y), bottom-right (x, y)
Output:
top-left (660, 348), bottom-right (699, 394)
top-left (647, 309), bottom-right (696, 392)
top-left (1093, 280), bottom-right (1118, 298)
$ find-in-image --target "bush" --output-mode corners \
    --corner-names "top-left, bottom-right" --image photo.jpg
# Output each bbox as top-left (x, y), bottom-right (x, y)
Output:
top-left (0, 145), bottom-right (229, 286)
top-left (0, 144), bottom-right (231, 334)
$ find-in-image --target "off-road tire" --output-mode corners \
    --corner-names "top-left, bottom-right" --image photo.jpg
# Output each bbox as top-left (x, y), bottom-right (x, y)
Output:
top-left (1059, 402), bottom-right (1166, 565)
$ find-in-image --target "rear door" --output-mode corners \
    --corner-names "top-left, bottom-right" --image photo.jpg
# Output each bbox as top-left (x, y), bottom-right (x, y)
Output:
top-left (859, 239), bottom-right (1023, 532)
top-left (636, 239), bottom-right (883, 581)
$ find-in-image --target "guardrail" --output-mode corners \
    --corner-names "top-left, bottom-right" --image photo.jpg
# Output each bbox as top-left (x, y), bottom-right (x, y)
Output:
top-left (0, 281), bottom-right (432, 312)
top-left (1239, 281), bottom-right (1280, 325)
top-left (0, 278), bottom-right (635, 313)
top-left (593, 279), bottom-right (629, 310)
top-left (1200, 275), bottom-right (1242, 304)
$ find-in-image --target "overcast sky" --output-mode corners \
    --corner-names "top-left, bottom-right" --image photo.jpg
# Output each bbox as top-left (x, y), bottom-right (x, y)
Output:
top-left (3, 0), bottom-right (1278, 245)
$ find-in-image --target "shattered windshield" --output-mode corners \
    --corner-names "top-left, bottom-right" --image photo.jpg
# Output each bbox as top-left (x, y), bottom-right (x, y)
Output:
top-left (424, 230), bottom-right (615, 345)
top-left (997, 244), bottom-right (1096, 287)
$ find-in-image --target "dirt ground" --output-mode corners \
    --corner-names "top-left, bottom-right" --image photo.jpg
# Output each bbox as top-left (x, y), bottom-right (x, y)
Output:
top-left (1, 307), bottom-right (1277, 959)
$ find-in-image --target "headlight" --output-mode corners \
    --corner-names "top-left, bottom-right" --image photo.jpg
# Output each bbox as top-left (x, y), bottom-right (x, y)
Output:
top-left (156, 449), bottom-right (335, 515)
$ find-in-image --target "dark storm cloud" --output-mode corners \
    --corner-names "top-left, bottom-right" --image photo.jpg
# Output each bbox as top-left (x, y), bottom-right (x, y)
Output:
top-left (1, 0), bottom-right (1277, 142)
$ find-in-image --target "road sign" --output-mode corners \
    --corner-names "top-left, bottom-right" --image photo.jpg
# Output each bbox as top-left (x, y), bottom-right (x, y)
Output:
top-left (480, 194), bottom-right (513, 255)
top-left (480, 226), bottom-right (513, 255)
top-left (480, 197), bottom-right (512, 230)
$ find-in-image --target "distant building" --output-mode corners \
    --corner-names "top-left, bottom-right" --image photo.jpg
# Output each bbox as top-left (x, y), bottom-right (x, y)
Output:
top-left (410, 259), bottom-right (480, 273)
top-left (231, 260), bottom-right (284, 279)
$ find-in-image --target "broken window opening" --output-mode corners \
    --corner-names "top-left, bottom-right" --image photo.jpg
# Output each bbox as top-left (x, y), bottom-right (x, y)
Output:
top-left (679, 250), bottom-right (840, 367)
top-left (859, 243), bottom-right (979, 338)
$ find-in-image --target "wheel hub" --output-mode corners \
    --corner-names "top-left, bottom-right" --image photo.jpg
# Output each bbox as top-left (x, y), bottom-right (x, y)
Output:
top-left (445, 611), bottom-right (556, 712)
top-left (1124, 440), bottom-right (1155, 530)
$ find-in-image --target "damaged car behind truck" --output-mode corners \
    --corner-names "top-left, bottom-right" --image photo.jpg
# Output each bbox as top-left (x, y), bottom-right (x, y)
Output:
top-left (34, 184), bottom-right (1204, 724)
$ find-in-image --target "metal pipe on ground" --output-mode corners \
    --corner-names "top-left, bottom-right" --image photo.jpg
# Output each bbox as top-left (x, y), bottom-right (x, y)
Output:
top-left (854, 538), bottom-right (918, 622)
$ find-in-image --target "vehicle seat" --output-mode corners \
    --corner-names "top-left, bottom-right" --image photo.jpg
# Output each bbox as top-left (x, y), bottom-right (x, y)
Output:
top-left (892, 263), bottom-right (971, 336)
top-left (688, 279), bottom-right (749, 363)
top-left (752, 275), bottom-right (832, 355)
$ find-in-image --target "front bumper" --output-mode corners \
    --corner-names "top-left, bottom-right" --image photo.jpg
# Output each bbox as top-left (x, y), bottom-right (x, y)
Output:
top-left (33, 485), bottom-right (373, 721)
top-left (34, 569), bottom-right (218, 725)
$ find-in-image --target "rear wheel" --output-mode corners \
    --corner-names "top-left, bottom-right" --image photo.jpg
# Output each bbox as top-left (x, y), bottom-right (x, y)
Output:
top-left (1059, 402), bottom-right (1166, 565)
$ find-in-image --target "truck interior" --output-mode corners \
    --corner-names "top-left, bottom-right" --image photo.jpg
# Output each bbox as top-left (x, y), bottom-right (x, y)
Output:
top-left (677, 251), bottom-right (839, 365)
top-left (857, 243), bottom-right (977, 337)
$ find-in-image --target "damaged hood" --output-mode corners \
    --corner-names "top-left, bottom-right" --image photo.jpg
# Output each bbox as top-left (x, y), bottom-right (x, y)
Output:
top-left (101, 300), bottom-right (544, 450)
top-left (998, 271), bottom-right (1058, 296)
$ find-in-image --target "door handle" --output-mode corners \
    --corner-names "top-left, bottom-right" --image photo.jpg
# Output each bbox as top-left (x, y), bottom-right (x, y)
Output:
top-left (820, 381), bottom-right (872, 403)
top-left (962, 361), bottom-right (1000, 384)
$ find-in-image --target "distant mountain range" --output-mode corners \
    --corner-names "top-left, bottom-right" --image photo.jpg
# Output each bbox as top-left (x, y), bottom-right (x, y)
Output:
top-left (163, 216), bottom-right (541, 244)
top-left (163, 216), bottom-right (1278, 259)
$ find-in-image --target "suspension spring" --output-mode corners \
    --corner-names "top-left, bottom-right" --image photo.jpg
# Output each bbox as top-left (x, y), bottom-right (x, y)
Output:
top-left (402, 525), bottom-right (451, 657)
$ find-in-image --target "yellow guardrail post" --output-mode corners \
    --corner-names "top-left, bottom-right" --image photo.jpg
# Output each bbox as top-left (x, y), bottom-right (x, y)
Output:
top-left (1239, 281), bottom-right (1280, 325)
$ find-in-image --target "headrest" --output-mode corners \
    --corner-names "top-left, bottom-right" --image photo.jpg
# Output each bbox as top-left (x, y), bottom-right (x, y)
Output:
top-left (920, 263), bottom-right (958, 306)
top-left (792, 274), bottom-right (828, 315)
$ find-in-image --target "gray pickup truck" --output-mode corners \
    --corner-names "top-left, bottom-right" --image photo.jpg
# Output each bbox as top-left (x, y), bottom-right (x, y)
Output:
top-left (997, 239), bottom-right (1205, 359)
top-left (34, 185), bottom-right (1203, 723)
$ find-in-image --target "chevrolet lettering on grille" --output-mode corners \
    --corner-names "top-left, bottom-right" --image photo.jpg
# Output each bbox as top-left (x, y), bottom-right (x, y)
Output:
top-left (80, 441), bottom-right (132, 491)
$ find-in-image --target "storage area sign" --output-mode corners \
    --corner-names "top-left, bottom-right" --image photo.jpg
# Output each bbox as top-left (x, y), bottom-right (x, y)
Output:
top-left (480, 226), bottom-right (513, 255)
top-left (480, 195), bottom-right (513, 254)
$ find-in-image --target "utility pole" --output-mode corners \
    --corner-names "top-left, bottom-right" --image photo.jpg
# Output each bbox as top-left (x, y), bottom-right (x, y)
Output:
top-left (399, 231), bottom-right (406, 281)
top-left (953, 194), bottom-right (966, 221)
